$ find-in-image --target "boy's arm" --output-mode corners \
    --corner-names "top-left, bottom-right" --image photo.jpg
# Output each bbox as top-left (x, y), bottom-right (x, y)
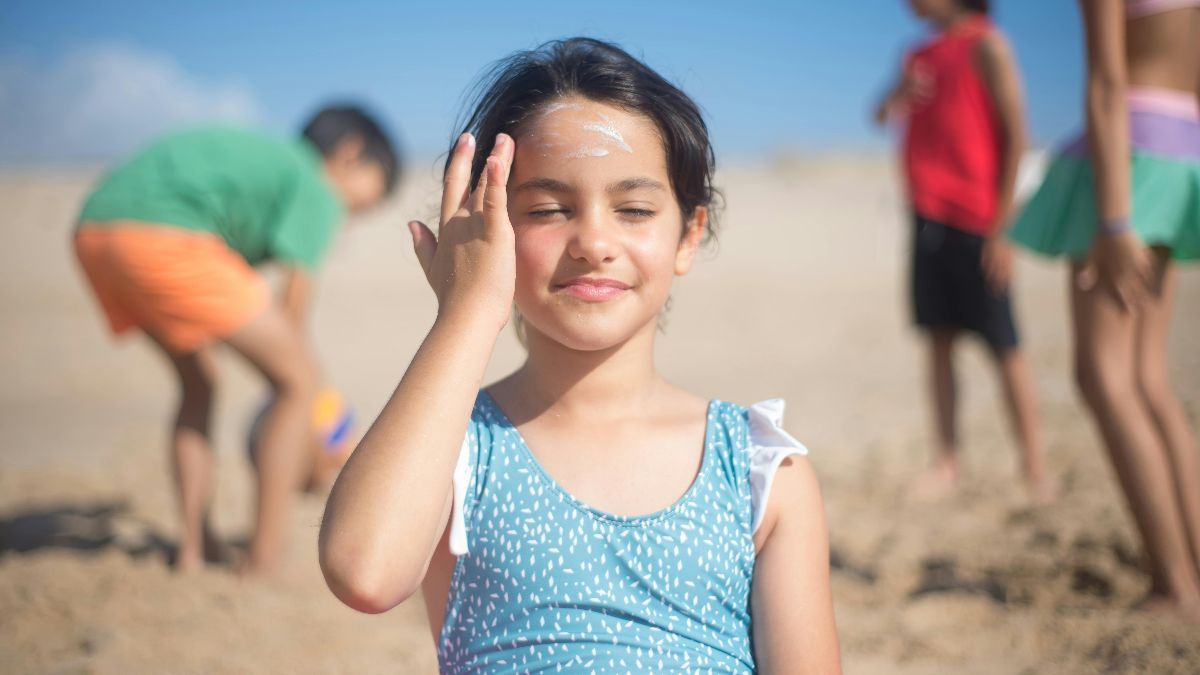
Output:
top-left (975, 30), bottom-right (1028, 293)
top-left (975, 30), bottom-right (1028, 236)
top-left (873, 74), bottom-right (906, 126)
top-left (281, 266), bottom-right (313, 330)
top-left (751, 457), bottom-right (842, 674)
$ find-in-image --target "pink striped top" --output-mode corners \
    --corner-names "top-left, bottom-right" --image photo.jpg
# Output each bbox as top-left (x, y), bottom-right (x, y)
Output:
top-left (1126, 0), bottom-right (1200, 18)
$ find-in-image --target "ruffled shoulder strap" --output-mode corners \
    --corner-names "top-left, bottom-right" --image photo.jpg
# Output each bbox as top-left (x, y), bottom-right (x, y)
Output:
top-left (449, 430), bottom-right (472, 555)
top-left (747, 399), bottom-right (809, 534)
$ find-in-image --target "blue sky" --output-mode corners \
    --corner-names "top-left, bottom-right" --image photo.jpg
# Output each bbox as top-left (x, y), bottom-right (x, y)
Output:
top-left (0, 1), bottom-right (1084, 163)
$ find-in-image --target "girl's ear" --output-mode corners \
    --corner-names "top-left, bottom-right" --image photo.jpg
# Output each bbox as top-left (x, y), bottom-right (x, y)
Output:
top-left (674, 206), bottom-right (707, 276)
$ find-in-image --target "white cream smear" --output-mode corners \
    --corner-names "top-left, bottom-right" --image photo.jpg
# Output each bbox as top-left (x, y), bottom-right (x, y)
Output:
top-left (535, 104), bottom-right (634, 159)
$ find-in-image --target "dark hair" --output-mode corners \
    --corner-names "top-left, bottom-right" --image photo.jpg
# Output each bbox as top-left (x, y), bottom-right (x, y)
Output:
top-left (302, 104), bottom-right (401, 195)
top-left (959, 0), bottom-right (989, 13)
top-left (447, 37), bottom-right (719, 240)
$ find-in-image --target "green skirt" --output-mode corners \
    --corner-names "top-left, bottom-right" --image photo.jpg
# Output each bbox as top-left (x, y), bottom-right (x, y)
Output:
top-left (1010, 150), bottom-right (1200, 261)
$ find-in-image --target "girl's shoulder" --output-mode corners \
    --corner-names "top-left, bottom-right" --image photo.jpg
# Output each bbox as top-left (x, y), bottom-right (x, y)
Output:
top-left (704, 399), bottom-right (807, 452)
top-left (707, 398), bottom-right (811, 534)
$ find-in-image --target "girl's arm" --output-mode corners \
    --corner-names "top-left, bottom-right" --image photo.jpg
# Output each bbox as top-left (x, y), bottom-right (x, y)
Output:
top-left (751, 457), bottom-right (842, 674)
top-left (975, 30), bottom-right (1028, 293)
top-left (318, 133), bottom-right (516, 614)
top-left (1079, 0), bottom-right (1153, 308)
top-left (1082, 0), bottom-right (1131, 229)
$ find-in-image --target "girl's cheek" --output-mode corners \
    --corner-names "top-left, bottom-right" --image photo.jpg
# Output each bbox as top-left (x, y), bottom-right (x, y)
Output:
top-left (514, 228), bottom-right (564, 279)
top-left (626, 227), bottom-right (682, 275)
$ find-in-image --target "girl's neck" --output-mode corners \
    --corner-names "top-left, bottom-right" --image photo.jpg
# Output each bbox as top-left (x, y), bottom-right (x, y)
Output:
top-left (505, 320), bottom-right (664, 422)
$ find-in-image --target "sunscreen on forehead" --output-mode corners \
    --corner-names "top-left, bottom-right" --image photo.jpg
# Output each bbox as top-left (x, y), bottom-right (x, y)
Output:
top-left (535, 102), bottom-right (635, 159)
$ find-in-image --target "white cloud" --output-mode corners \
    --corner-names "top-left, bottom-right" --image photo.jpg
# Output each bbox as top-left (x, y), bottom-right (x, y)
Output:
top-left (0, 44), bottom-right (263, 163)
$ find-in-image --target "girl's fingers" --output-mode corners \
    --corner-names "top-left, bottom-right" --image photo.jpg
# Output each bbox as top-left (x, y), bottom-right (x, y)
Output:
top-left (408, 220), bottom-right (437, 283)
top-left (441, 133), bottom-right (475, 225)
top-left (469, 151), bottom-right (490, 214)
top-left (483, 134), bottom-right (515, 226)
top-left (469, 134), bottom-right (514, 214)
top-left (1076, 262), bottom-right (1097, 291)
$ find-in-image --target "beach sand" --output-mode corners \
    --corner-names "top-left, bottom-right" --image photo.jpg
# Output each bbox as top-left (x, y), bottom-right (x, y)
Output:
top-left (1, 157), bottom-right (1197, 674)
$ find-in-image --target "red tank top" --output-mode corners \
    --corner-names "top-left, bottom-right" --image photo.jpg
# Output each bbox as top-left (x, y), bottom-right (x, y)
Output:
top-left (902, 16), bottom-right (1003, 235)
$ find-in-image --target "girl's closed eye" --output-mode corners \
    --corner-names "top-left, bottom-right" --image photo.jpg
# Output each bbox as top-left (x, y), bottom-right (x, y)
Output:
top-left (527, 207), bottom-right (570, 220)
top-left (617, 206), bottom-right (657, 221)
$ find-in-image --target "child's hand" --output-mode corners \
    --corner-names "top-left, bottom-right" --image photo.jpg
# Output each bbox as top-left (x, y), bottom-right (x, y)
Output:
top-left (1077, 231), bottom-right (1154, 312)
top-left (409, 132), bottom-right (517, 333)
top-left (981, 234), bottom-right (1014, 295)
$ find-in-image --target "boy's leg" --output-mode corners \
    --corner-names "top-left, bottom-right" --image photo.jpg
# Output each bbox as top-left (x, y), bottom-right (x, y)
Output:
top-left (1136, 252), bottom-right (1200, 577)
top-left (1071, 263), bottom-right (1200, 615)
top-left (911, 216), bottom-right (960, 494)
top-left (914, 329), bottom-right (960, 496)
top-left (223, 303), bottom-right (317, 575)
top-left (993, 347), bottom-right (1051, 499)
top-left (150, 338), bottom-right (220, 572)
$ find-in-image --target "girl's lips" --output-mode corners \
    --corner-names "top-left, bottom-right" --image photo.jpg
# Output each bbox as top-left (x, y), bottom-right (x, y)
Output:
top-left (556, 277), bottom-right (631, 301)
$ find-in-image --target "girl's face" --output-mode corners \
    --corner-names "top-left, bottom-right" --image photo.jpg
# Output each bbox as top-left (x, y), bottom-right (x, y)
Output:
top-left (507, 97), bottom-right (706, 352)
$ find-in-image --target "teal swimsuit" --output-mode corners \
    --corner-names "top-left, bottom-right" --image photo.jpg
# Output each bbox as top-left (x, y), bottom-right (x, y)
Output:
top-left (439, 392), bottom-right (807, 673)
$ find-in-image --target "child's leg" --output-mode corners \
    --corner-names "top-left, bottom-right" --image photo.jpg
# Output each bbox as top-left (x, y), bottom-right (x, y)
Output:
top-left (992, 347), bottom-right (1051, 497)
top-left (916, 329), bottom-right (960, 494)
top-left (1071, 263), bottom-right (1200, 612)
top-left (152, 339), bottom-right (220, 572)
top-left (1136, 253), bottom-right (1200, 577)
top-left (223, 304), bottom-right (317, 575)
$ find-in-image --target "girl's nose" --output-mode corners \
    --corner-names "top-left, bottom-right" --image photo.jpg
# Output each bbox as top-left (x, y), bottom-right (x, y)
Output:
top-left (566, 208), bottom-right (618, 265)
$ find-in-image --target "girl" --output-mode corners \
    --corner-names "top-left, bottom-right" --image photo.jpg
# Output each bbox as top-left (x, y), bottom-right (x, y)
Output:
top-left (875, 0), bottom-right (1051, 500)
top-left (1010, 0), bottom-right (1200, 620)
top-left (319, 38), bottom-right (842, 671)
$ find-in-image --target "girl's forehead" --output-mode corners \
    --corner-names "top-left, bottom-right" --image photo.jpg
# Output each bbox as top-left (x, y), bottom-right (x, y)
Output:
top-left (519, 98), bottom-right (662, 157)
top-left (512, 97), bottom-right (668, 183)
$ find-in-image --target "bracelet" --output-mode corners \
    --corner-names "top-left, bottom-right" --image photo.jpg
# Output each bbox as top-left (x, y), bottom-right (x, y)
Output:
top-left (1099, 216), bottom-right (1131, 236)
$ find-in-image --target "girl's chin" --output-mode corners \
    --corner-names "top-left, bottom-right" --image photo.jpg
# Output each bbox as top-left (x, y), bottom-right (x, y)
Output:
top-left (522, 314), bottom-right (658, 353)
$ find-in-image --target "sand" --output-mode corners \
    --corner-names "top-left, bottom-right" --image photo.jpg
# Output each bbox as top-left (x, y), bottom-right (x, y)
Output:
top-left (1, 157), bottom-right (1197, 674)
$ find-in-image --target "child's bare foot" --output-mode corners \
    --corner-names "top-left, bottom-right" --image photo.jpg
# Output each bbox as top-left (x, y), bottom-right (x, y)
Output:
top-left (1024, 471), bottom-right (1059, 504)
top-left (237, 545), bottom-right (285, 579)
top-left (174, 550), bottom-right (204, 574)
top-left (911, 457), bottom-right (958, 501)
top-left (174, 526), bottom-right (227, 573)
top-left (1132, 592), bottom-right (1200, 624)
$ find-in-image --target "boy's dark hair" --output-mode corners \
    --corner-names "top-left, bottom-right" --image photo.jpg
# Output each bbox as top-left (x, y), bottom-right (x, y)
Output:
top-left (302, 104), bottom-right (401, 195)
top-left (960, 0), bottom-right (989, 13)
top-left (448, 37), bottom-right (719, 241)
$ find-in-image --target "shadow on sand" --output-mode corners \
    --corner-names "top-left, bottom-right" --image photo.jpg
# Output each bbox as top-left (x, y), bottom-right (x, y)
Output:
top-left (0, 500), bottom-right (182, 565)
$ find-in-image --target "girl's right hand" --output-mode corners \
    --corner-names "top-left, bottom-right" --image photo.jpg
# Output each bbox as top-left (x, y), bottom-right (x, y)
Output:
top-left (409, 132), bottom-right (517, 333)
top-left (1078, 230), bottom-right (1154, 311)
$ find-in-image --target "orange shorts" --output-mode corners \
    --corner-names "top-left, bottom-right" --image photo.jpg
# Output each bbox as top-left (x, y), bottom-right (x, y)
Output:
top-left (74, 223), bottom-right (270, 354)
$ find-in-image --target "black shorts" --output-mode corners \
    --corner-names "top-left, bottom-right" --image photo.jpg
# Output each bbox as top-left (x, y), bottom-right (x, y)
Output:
top-left (910, 213), bottom-right (1019, 353)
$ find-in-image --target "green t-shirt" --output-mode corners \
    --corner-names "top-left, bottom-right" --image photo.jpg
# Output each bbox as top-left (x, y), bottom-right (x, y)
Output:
top-left (79, 126), bottom-right (345, 271)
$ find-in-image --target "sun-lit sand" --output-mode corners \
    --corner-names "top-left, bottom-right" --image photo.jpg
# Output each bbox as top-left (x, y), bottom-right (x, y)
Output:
top-left (1, 156), bottom-right (1197, 673)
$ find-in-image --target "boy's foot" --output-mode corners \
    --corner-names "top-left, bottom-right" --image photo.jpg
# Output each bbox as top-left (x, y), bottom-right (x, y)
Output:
top-left (237, 545), bottom-right (285, 579)
top-left (173, 549), bottom-right (204, 574)
top-left (173, 526), bottom-right (228, 573)
top-left (910, 458), bottom-right (958, 501)
top-left (1133, 592), bottom-right (1200, 624)
top-left (1024, 472), bottom-right (1059, 504)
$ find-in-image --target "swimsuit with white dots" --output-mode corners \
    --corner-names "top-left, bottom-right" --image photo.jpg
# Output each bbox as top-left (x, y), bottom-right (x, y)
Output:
top-left (439, 392), bottom-right (807, 673)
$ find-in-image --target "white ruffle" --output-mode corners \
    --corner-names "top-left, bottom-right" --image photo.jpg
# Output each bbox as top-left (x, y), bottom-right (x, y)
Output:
top-left (748, 399), bottom-right (809, 534)
top-left (448, 432), bottom-right (471, 556)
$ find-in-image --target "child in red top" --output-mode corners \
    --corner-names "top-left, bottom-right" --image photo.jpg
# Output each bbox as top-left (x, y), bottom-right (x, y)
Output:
top-left (875, 0), bottom-right (1052, 500)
